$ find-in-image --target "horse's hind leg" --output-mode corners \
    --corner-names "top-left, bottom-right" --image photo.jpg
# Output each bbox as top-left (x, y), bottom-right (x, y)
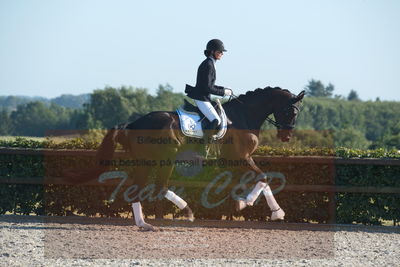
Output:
top-left (131, 201), bottom-right (155, 231)
top-left (128, 166), bottom-right (156, 231)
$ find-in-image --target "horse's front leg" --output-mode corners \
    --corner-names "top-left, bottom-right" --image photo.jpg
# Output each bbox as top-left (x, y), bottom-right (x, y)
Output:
top-left (231, 133), bottom-right (285, 220)
top-left (235, 156), bottom-right (285, 220)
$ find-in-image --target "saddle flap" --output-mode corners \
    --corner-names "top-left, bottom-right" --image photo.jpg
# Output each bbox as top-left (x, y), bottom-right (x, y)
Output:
top-left (176, 100), bottom-right (228, 140)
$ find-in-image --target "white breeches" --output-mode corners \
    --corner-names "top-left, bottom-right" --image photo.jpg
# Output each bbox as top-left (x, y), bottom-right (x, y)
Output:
top-left (194, 100), bottom-right (221, 125)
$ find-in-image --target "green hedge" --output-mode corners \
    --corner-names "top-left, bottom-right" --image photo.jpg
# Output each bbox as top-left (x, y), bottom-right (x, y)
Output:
top-left (0, 137), bottom-right (399, 225)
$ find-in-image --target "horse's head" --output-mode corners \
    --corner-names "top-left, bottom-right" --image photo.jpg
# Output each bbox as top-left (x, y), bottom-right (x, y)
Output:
top-left (271, 90), bottom-right (305, 142)
top-left (224, 87), bottom-right (305, 141)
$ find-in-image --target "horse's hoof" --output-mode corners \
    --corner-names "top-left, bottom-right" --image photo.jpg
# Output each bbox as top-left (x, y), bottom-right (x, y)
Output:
top-left (235, 198), bottom-right (247, 211)
top-left (138, 223), bottom-right (157, 231)
top-left (187, 214), bottom-right (195, 222)
top-left (271, 208), bottom-right (285, 221)
top-left (184, 206), bottom-right (195, 222)
top-left (187, 210), bottom-right (195, 222)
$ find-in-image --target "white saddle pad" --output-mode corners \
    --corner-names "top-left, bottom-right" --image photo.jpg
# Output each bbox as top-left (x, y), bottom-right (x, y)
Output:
top-left (176, 105), bottom-right (228, 139)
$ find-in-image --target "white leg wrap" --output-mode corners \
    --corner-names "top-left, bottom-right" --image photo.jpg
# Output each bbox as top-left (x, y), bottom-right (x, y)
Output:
top-left (132, 202), bottom-right (145, 226)
top-left (246, 181), bottom-right (267, 206)
top-left (165, 190), bottom-right (187, 209)
top-left (263, 185), bottom-right (280, 211)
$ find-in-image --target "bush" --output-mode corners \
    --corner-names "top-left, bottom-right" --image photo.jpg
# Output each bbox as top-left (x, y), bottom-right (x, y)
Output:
top-left (0, 137), bottom-right (399, 225)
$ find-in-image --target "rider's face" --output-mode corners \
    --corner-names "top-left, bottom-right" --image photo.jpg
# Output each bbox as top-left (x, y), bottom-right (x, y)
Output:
top-left (213, 50), bottom-right (224, 60)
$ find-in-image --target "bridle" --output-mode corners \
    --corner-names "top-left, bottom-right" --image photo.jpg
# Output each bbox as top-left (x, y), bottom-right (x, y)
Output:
top-left (229, 93), bottom-right (300, 130)
top-left (265, 103), bottom-right (300, 130)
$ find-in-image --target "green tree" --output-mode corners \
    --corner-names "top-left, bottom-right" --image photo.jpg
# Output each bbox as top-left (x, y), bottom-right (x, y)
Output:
top-left (123, 87), bottom-right (153, 121)
top-left (304, 79), bottom-right (334, 97)
top-left (88, 87), bottom-right (135, 128)
top-left (382, 134), bottom-right (400, 149)
top-left (51, 94), bottom-right (90, 108)
top-left (74, 109), bottom-right (103, 129)
top-left (0, 109), bottom-right (13, 135)
top-left (295, 97), bottom-right (400, 149)
top-left (11, 102), bottom-right (58, 136)
top-left (373, 121), bottom-right (400, 149)
top-left (325, 83), bottom-right (335, 97)
top-left (83, 85), bottom-right (185, 129)
top-left (334, 128), bottom-right (371, 149)
top-left (347, 90), bottom-right (360, 101)
top-left (151, 84), bottom-right (185, 111)
top-left (9, 102), bottom-right (75, 136)
top-left (4, 84), bottom-right (400, 151)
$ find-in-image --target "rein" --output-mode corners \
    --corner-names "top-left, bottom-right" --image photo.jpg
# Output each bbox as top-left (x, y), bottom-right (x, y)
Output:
top-left (229, 93), bottom-right (244, 104)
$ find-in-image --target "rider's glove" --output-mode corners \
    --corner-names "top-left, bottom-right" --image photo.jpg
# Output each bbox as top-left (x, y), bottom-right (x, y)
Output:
top-left (224, 88), bottom-right (233, 96)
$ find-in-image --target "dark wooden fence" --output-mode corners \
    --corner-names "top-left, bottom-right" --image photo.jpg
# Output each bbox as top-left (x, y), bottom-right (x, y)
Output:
top-left (1, 147), bottom-right (399, 225)
top-left (1, 147), bottom-right (399, 193)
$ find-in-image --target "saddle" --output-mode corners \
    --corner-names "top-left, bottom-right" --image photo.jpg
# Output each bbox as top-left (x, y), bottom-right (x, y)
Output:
top-left (181, 99), bottom-right (204, 113)
top-left (181, 99), bottom-right (217, 122)
top-left (176, 99), bottom-right (228, 139)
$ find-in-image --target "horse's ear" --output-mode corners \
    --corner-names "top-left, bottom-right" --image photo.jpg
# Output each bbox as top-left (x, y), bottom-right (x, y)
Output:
top-left (295, 90), bottom-right (305, 102)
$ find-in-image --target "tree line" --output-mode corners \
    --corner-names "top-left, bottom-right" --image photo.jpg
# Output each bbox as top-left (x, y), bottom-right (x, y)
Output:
top-left (1, 82), bottom-right (399, 149)
top-left (0, 94), bottom-right (90, 111)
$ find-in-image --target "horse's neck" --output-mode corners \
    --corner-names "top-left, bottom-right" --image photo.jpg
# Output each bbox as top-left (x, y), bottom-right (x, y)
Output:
top-left (245, 103), bottom-right (273, 130)
top-left (245, 92), bottom-right (280, 129)
top-left (225, 89), bottom-right (287, 130)
top-left (224, 100), bottom-right (273, 131)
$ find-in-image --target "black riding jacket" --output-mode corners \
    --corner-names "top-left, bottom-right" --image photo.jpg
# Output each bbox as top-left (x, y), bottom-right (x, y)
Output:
top-left (186, 57), bottom-right (225, 102)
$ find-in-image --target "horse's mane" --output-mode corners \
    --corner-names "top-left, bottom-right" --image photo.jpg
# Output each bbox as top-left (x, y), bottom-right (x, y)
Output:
top-left (235, 86), bottom-right (291, 102)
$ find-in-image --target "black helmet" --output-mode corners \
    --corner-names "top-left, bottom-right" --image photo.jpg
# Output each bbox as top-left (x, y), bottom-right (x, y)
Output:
top-left (206, 39), bottom-right (227, 52)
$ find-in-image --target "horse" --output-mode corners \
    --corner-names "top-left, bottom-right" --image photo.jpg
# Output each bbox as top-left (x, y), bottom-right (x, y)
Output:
top-left (70, 86), bottom-right (305, 231)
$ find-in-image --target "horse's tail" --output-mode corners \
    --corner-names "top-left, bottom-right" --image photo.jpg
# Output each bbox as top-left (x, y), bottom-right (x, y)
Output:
top-left (64, 126), bottom-right (120, 184)
top-left (95, 126), bottom-right (119, 166)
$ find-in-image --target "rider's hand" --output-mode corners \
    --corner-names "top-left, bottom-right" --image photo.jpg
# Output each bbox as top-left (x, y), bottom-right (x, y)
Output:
top-left (224, 88), bottom-right (233, 96)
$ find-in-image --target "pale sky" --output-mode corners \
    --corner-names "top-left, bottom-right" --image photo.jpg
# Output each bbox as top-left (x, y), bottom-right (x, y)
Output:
top-left (0, 0), bottom-right (399, 101)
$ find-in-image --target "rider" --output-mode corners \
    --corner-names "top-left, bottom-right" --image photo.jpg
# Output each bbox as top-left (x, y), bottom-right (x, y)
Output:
top-left (185, 39), bottom-right (233, 133)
